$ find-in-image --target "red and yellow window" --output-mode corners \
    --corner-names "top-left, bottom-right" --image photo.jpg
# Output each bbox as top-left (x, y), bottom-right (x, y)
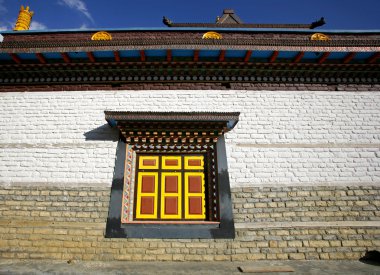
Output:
top-left (135, 155), bottom-right (206, 220)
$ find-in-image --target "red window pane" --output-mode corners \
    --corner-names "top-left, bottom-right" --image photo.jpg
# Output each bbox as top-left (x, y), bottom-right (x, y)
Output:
top-left (165, 159), bottom-right (178, 166)
top-left (188, 197), bottom-right (202, 215)
top-left (143, 159), bottom-right (156, 166)
top-left (141, 176), bottom-right (155, 193)
top-left (164, 197), bottom-right (178, 215)
top-left (188, 159), bottom-right (201, 166)
top-left (140, 197), bottom-right (155, 214)
top-left (188, 176), bottom-right (202, 193)
top-left (165, 176), bottom-right (178, 193)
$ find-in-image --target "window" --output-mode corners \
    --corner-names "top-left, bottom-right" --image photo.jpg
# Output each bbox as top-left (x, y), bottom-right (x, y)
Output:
top-left (104, 111), bottom-right (239, 238)
top-left (135, 154), bottom-right (206, 221)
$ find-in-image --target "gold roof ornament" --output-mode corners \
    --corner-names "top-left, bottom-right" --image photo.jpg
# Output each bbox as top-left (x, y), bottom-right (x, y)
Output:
top-left (310, 33), bottom-right (330, 41)
top-left (202, 32), bottom-right (223, 40)
top-left (14, 5), bottom-right (34, 31)
top-left (91, 31), bottom-right (112, 41)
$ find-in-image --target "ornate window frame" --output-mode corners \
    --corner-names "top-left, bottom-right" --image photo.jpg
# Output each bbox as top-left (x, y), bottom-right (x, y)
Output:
top-left (104, 112), bottom-right (239, 239)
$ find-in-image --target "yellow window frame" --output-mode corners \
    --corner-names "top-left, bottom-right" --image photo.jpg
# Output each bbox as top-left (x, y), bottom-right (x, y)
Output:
top-left (162, 156), bottom-right (182, 170)
top-left (184, 172), bottom-right (206, 219)
top-left (135, 172), bottom-right (158, 219)
top-left (139, 156), bottom-right (159, 169)
top-left (184, 156), bottom-right (204, 170)
top-left (161, 172), bottom-right (182, 219)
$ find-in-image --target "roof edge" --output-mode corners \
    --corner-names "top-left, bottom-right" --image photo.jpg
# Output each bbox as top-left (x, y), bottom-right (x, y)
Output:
top-left (104, 111), bottom-right (240, 121)
top-left (1, 27), bottom-right (380, 35)
top-left (104, 111), bottom-right (240, 132)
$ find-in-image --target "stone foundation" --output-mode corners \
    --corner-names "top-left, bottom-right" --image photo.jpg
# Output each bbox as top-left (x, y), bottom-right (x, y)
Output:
top-left (232, 186), bottom-right (380, 223)
top-left (0, 185), bottom-right (378, 261)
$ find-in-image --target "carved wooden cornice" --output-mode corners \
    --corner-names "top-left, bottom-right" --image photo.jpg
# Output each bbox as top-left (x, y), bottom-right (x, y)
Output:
top-left (105, 111), bottom-right (240, 144)
top-left (1, 38), bottom-right (380, 53)
top-left (0, 62), bottom-right (379, 86)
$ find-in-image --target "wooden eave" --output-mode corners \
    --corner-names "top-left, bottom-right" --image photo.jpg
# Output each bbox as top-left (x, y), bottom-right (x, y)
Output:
top-left (1, 38), bottom-right (380, 52)
top-left (105, 111), bottom-right (240, 143)
top-left (105, 111), bottom-right (240, 125)
top-left (0, 62), bottom-right (379, 87)
top-left (1, 39), bottom-right (379, 69)
top-left (1, 31), bottom-right (379, 87)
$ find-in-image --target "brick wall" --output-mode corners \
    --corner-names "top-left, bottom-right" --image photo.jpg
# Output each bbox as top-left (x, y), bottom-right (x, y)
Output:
top-left (232, 186), bottom-right (380, 223)
top-left (0, 185), bottom-right (379, 261)
top-left (1, 186), bottom-right (378, 224)
top-left (0, 89), bottom-right (379, 187)
top-left (0, 89), bottom-right (379, 260)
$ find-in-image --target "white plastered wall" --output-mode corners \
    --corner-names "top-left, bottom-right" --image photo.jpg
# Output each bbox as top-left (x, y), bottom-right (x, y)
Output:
top-left (0, 90), bottom-right (379, 187)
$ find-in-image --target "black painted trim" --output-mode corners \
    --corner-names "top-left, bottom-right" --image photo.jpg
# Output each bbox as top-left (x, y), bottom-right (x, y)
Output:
top-left (105, 136), bottom-right (235, 239)
top-left (105, 139), bottom-right (126, 238)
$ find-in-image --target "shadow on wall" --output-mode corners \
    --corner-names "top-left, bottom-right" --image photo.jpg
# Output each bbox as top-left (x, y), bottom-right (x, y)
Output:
top-left (83, 124), bottom-right (119, 141)
top-left (360, 250), bottom-right (380, 266)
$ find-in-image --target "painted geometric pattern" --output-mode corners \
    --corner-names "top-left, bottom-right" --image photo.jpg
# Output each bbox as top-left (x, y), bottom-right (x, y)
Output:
top-left (121, 144), bottom-right (135, 223)
top-left (134, 155), bottom-right (206, 220)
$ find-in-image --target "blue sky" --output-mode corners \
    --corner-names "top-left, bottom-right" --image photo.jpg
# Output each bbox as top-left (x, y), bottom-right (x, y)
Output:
top-left (0, 0), bottom-right (380, 31)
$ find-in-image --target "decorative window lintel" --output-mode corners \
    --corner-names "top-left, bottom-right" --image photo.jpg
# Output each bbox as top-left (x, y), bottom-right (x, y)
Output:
top-left (105, 111), bottom-right (239, 239)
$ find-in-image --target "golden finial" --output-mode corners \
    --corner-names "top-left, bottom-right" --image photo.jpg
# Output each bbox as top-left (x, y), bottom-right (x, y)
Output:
top-left (14, 5), bottom-right (34, 31)
top-left (310, 33), bottom-right (330, 41)
top-left (202, 32), bottom-right (223, 40)
top-left (91, 31), bottom-right (113, 41)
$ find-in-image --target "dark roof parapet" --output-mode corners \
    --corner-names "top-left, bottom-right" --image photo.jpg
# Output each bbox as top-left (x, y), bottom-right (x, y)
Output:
top-left (216, 9), bottom-right (243, 24)
top-left (163, 9), bottom-right (325, 29)
top-left (310, 17), bottom-right (326, 29)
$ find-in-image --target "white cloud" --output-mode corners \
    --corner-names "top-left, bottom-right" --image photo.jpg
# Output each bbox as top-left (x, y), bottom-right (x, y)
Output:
top-left (30, 21), bottom-right (47, 30)
top-left (79, 23), bottom-right (88, 30)
top-left (59, 0), bottom-right (94, 23)
top-left (0, 24), bottom-right (8, 42)
top-left (0, 21), bottom-right (46, 31)
top-left (0, 21), bottom-right (6, 42)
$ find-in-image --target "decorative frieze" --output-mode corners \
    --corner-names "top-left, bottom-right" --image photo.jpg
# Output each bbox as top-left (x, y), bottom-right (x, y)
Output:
top-left (0, 62), bottom-right (378, 86)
